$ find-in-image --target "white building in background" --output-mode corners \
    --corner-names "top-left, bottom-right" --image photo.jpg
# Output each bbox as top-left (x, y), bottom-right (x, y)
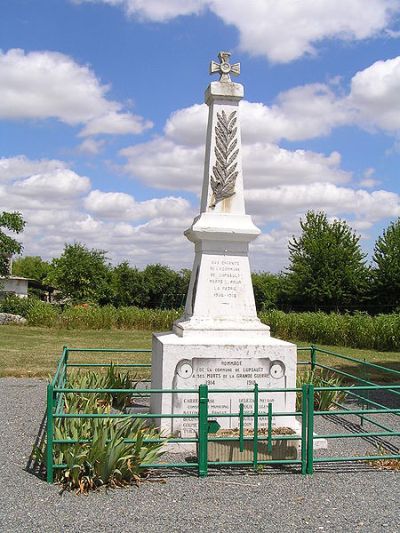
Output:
top-left (0, 276), bottom-right (31, 298)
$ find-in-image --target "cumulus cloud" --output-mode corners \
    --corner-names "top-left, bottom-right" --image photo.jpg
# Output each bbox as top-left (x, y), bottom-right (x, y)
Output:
top-left (84, 189), bottom-right (193, 220)
top-left (0, 155), bottom-right (195, 268)
top-left (247, 183), bottom-right (400, 224)
top-left (117, 90), bottom-right (400, 271)
top-left (77, 138), bottom-right (106, 155)
top-left (79, 112), bottom-right (153, 137)
top-left (120, 100), bottom-right (351, 191)
top-left (120, 139), bottom-right (204, 192)
top-left (212, 0), bottom-right (399, 63)
top-left (73, 0), bottom-right (400, 62)
top-left (12, 169), bottom-right (91, 199)
top-left (0, 155), bottom-right (67, 181)
top-left (0, 49), bottom-right (152, 136)
top-left (349, 55), bottom-right (400, 131)
top-left (73, 0), bottom-right (206, 21)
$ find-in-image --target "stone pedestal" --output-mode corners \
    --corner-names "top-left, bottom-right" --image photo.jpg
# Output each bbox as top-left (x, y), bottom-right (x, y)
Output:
top-left (151, 52), bottom-right (299, 444)
top-left (152, 333), bottom-right (297, 438)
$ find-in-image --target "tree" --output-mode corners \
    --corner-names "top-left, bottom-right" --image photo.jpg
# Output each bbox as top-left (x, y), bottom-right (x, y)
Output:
top-left (0, 211), bottom-right (25, 276)
top-left (142, 264), bottom-right (188, 309)
top-left (111, 262), bottom-right (146, 307)
top-left (251, 272), bottom-right (284, 311)
top-left (371, 218), bottom-right (400, 312)
top-left (47, 242), bottom-right (111, 304)
top-left (286, 211), bottom-right (368, 311)
top-left (12, 255), bottom-right (50, 282)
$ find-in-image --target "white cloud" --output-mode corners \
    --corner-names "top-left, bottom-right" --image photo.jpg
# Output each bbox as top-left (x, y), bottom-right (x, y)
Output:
top-left (84, 189), bottom-right (193, 220)
top-left (0, 49), bottom-right (151, 136)
top-left (73, 0), bottom-right (205, 21)
top-left (73, 0), bottom-right (400, 62)
top-left (247, 183), bottom-right (400, 224)
top-left (242, 144), bottom-right (350, 188)
top-left (117, 95), bottom-right (400, 271)
top-left (349, 55), bottom-right (400, 131)
top-left (120, 138), bottom-right (204, 192)
top-left (120, 101), bottom-right (350, 191)
top-left (157, 87), bottom-right (351, 149)
top-left (0, 155), bottom-right (195, 268)
top-left (77, 138), bottom-right (106, 155)
top-left (0, 155), bottom-right (67, 181)
top-left (79, 111), bottom-right (153, 137)
top-left (359, 167), bottom-right (380, 188)
top-left (12, 169), bottom-right (91, 199)
top-left (211, 0), bottom-right (399, 63)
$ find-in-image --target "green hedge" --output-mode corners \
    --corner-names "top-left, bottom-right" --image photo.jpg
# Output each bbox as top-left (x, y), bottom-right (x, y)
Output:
top-left (260, 310), bottom-right (400, 351)
top-left (2, 296), bottom-right (399, 351)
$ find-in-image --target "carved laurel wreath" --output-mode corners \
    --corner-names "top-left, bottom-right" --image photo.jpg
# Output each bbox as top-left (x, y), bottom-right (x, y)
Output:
top-left (209, 110), bottom-right (239, 208)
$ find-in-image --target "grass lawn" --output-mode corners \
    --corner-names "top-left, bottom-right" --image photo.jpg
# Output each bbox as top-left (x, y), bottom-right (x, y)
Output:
top-left (0, 325), bottom-right (399, 382)
top-left (0, 326), bottom-right (152, 378)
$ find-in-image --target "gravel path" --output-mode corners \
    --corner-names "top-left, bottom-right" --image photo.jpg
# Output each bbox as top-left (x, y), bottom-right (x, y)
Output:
top-left (0, 378), bottom-right (399, 533)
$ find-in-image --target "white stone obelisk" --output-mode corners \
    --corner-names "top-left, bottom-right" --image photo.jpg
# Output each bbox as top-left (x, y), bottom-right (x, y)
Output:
top-left (151, 52), bottom-right (298, 440)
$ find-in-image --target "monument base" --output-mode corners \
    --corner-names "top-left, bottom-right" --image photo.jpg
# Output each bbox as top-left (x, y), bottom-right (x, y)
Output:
top-left (151, 331), bottom-right (298, 441)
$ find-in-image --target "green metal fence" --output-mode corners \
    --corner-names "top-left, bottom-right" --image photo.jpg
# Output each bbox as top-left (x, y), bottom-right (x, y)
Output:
top-left (45, 346), bottom-right (400, 482)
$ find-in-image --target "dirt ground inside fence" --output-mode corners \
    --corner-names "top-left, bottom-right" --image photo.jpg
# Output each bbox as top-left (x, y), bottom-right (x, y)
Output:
top-left (0, 378), bottom-right (399, 533)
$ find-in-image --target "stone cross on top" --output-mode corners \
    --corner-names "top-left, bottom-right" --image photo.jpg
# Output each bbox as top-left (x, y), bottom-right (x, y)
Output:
top-left (209, 51), bottom-right (240, 82)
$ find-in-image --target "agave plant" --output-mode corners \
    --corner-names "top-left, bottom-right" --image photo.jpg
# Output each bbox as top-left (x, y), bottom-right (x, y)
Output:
top-left (55, 416), bottom-right (165, 493)
top-left (66, 364), bottom-right (137, 411)
top-left (296, 368), bottom-right (348, 411)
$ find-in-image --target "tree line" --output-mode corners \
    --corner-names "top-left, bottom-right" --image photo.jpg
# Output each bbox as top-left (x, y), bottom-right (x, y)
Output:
top-left (2, 210), bottom-right (400, 314)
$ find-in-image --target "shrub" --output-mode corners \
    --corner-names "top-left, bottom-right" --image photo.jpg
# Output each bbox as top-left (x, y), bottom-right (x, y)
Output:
top-left (260, 310), bottom-right (400, 351)
top-left (37, 368), bottom-right (165, 493)
top-left (296, 368), bottom-right (348, 411)
top-left (26, 300), bottom-right (60, 326)
top-left (0, 294), bottom-right (34, 317)
top-left (67, 365), bottom-right (137, 410)
top-left (52, 409), bottom-right (165, 493)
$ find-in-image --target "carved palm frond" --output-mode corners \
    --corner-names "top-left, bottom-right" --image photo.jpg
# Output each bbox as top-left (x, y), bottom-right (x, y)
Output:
top-left (209, 110), bottom-right (239, 207)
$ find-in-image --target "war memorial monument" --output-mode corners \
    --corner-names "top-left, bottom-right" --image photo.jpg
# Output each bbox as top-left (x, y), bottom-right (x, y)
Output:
top-left (151, 52), bottom-right (300, 442)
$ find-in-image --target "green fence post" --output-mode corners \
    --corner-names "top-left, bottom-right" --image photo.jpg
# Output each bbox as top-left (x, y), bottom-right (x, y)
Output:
top-left (310, 346), bottom-right (317, 371)
top-left (239, 403), bottom-right (244, 452)
top-left (46, 383), bottom-right (54, 483)
top-left (301, 384), bottom-right (308, 475)
top-left (267, 402), bottom-right (273, 454)
top-left (253, 383), bottom-right (259, 470)
top-left (63, 346), bottom-right (68, 387)
top-left (306, 384), bottom-right (314, 475)
top-left (198, 384), bottom-right (209, 478)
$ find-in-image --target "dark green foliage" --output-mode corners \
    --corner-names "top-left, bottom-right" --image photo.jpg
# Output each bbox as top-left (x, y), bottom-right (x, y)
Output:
top-left (0, 211), bottom-right (25, 276)
top-left (111, 262), bottom-right (146, 307)
top-left (372, 218), bottom-right (400, 312)
top-left (286, 211), bottom-right (368, 311)
top-left (47, 242), bottom-right (112, 304)
top-left (296, 368), bottom-right (347, 411)
top-left (36, 368), bottom-right (165, 492)
top-left (12, 255), bottom-right (50, 282)
top-left (251, 272), bottom-right (285, 311)
top-left (142, 263), bottom-right (188, 309)
top-left (0, 294), bottom-right (35, 316)
top-left (260, 309), bottom-right (400, 351)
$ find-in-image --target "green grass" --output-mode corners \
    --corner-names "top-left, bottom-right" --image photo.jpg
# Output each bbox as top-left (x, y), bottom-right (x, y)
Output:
top-left (0, 325), bottom-right (399, 382)
top-left (0, 326), bottom-right (151, 377)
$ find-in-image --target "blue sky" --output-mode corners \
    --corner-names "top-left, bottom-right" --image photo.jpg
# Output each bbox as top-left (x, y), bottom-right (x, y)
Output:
top-left (1, 0), bottom-right (400, 271)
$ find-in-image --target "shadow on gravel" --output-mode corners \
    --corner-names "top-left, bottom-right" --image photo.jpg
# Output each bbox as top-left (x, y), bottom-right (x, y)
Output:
top-left (25, 408), bottom-right (47, 480)
top-left (323, 413), bottom-right (400, 455)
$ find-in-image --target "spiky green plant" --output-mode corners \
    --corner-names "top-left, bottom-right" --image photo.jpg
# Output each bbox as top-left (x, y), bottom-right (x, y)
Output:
top-left (296, 368), bottom-right (348, 411)
top-left (37, 388), bottom-right (166, 493)
top-left (66, 364), bottom-right (136, 410)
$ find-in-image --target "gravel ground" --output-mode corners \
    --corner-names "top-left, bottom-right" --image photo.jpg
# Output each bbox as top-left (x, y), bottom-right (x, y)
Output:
top-left (0, 378), bottom-right (399, 533)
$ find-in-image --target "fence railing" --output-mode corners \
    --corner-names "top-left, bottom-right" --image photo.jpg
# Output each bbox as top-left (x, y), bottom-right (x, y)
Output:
top-left (45, 346), bottom-right (400, 482)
